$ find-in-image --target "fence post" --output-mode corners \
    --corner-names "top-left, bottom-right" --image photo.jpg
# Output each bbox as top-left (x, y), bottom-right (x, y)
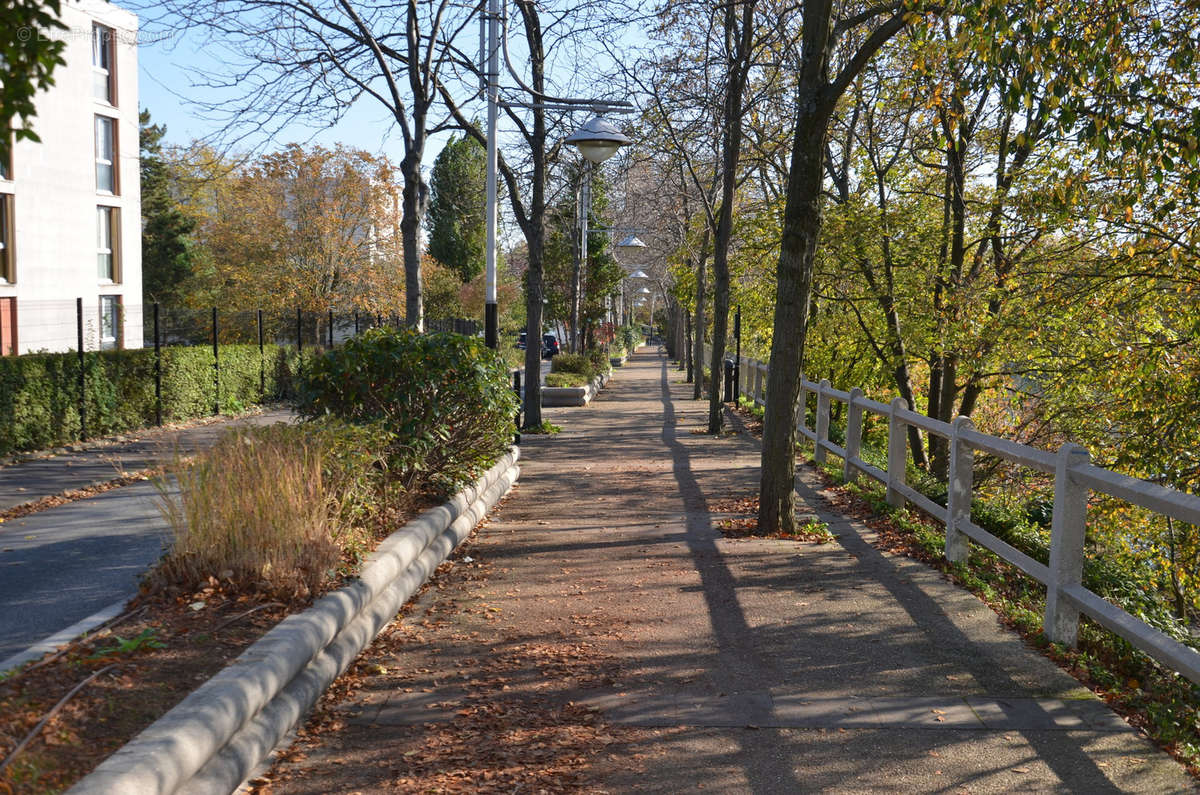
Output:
top-left (212, 307), bottom-right (220, 416)
top-left (753, 361), bottom-right (763, 405)
top-left (154, 303), bottom-right (162, 426)
top-left (296, 307), bottom-right (303, 352)
top-left (946, 416), bottom-right (975, 564)
top-left (1045, 443), bottom-right (1091, 646)
top-left (886, 396), bottom-right (908, 508)
top-left (76, 297), bottom-right (86, 441)
top-left (815, 379), bottom-right (831, 464)
top-left (797, 371), bottom-right (807, 431)
top-left (844, 387), bottom-right (864, 483)
top-left (353, 311), bottom-right (359, 336)
top-left (257, 309), bottom-right (265, 399)
top-left (328, 309), bottom-right (334, 348)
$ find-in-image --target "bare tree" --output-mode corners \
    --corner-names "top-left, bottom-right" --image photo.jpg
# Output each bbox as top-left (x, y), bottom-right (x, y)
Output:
top-left (136, 0), bottom-right (479, 330)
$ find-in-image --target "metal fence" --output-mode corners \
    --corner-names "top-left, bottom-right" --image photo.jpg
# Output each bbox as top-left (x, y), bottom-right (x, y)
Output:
top-left (726, 349), bottom-right (1200, 685)
top-left (2, 299), bottom-right (480, 442)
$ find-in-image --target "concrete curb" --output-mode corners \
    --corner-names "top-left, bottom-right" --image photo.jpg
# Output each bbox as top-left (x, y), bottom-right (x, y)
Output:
top-left (0, 596), bottom-right (134, 675)
top-left (541, 372), bottom-right (610, 407)
top-left (68, 449), bottom-right (521, 795)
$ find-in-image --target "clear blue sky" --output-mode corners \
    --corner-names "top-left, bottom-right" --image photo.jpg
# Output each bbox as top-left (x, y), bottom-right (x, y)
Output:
top-left (134, 5), bottom-right (645, 169)
top-left (137, 22), bottom-right (454, 166)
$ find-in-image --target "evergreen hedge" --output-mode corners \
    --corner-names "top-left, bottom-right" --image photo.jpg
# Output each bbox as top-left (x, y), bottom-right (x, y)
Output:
top-left (0, 344), bottom-right (321, 456)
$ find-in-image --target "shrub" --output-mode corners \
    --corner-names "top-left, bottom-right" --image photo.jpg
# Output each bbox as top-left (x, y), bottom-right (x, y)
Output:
top-left (297, 328), bottom-right (518, 492)
top-left (618, 325), bottom-right (642, 352)
top-left (151, 421), bottom-right (388, 600)
top-left (587, 347), bottom-right (612, 375)
top-left (549, 353), bottom-right (594, 378)
top-left (546, 371), bottom-right (588, 388)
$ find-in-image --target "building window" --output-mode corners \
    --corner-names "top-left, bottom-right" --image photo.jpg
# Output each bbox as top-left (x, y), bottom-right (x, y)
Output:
top-left (97, 206), bottom-right (120, 282)
top-left (0, 298), bottom-right (14, 356)
top-left (92, 25), bottom-right (115, 104)
top-left (99, 295), bottom-right (121, 350)
top-left (0, 142), bottom-right (10, 182)
top-left (96, 116), bottom-right (117, 194)
top-left (0, 194), bottom-right (13, 284)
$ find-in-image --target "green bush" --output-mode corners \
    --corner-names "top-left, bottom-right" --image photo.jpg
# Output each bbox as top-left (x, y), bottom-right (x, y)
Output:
top-left (0, 343), bottom-right (318, 456)
top-left (550, 353), bottom-right (594, 379)
top-left (546, 371), bottom-right (588, 388)
top-left (587, 347), bottom-right (612, 375)
top-left (618, 325), bottom-right (642, 352)
top-left (297, 328), bottom-right (518, 493)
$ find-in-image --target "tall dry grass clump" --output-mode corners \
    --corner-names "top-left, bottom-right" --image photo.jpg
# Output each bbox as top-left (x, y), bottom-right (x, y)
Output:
top-left (152, 423), bottom-right (380, 600)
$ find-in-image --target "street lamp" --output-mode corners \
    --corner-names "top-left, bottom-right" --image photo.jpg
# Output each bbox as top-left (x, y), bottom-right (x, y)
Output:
top-left (564, 116), bottom-right (631, 352)
top-left (565, 116), bottom-right (631, 164)
top-left (614, 235), bottom-right (647, 328)
top-left (481, 0), bottom-right (633, 350)
top-left (617, 234), bottom-right (647, 252)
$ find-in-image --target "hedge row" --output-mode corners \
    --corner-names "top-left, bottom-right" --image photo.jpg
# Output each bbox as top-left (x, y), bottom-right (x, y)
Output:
top-left (0, 345), bottom-right (322, 455)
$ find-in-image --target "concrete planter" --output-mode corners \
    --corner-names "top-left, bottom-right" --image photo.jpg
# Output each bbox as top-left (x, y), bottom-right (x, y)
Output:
top-left (541, 372), bottom-right (609, 407)
top-left (70, 450), bottom-right (521, 795)
top-left (610, 356), bottom-right (626, 368)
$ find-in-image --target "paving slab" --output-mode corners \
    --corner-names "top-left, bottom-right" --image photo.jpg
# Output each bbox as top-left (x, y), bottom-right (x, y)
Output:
top-left (261, 348), bottom-right (1195, 794)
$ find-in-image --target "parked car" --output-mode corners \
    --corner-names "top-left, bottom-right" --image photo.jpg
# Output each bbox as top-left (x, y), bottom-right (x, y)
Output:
top-left (541, 333), bottom-right (560, 359)
top-left (517, 331), bottom-right (528, 349)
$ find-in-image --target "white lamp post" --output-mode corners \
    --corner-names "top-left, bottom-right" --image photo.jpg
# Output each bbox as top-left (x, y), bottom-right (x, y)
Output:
top-left (564, 116), bottom-right (630, 352)
top-left (480, 2), bottom-right (633, 350)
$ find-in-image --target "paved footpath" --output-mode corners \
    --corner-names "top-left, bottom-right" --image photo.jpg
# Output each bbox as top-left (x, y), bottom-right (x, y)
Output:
top-left (0, 408), bottom-right (294, 512)
top-left (0, 409), bottom-right (294, 668)
top-left (265, 350), bottom-right (1192, 793)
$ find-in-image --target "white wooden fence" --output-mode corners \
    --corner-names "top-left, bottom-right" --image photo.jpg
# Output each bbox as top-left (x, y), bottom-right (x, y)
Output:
top-left (720, 350), bottom-right (1200, 685)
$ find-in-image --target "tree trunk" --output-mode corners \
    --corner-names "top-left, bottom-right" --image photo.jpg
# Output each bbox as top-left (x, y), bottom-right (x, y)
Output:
top-left (400, 153), bottom-right (426, 331)
top-left (692, 233), bottom-right (710, 400)
top-left (523, 235), bottom-right (546, 429)
top-left (758, 105), bottom-right (829, 535)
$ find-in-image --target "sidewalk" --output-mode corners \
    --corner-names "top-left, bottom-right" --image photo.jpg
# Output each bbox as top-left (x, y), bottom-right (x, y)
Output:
top-left (0, 407), bottom-right (294, 512)
top-left (259, 350), bottom-right (1192, 793)
top-left (0, 408), bottom-right (294, 668)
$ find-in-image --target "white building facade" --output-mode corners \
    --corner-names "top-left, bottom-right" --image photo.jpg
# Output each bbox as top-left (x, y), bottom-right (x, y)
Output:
top-left (0, 0), bottom-right (141, 355)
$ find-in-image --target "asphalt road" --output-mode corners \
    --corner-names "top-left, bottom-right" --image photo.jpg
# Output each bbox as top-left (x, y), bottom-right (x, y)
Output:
top-left (0, 361), bottom-right (550, 668)
top-left (0, 480), bottom-right (168, 661)
top-left (0, 409), bottom-right (295, 512)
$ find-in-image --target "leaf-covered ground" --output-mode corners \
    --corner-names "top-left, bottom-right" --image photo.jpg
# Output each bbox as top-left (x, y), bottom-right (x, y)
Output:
top-left (252, 504), bottom-right (658, 794)
top-left (0, 586), bottom-right (291, 793)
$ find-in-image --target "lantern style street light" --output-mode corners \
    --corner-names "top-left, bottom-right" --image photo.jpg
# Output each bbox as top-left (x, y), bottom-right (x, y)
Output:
top-left (563, 116), bottom-right (631, 352)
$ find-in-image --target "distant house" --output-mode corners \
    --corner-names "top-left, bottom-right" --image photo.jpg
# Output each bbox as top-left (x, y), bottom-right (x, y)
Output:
top-left (0, 0), bottom-right (141, 355)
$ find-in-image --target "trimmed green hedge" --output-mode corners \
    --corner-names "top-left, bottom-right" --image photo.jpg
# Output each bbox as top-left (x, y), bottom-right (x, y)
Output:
top-left (0, 344), bottom-right (321, 456)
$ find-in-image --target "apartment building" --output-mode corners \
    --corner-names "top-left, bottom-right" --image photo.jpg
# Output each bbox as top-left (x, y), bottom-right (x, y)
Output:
top-left (0, 0), bottom-right (141, 355)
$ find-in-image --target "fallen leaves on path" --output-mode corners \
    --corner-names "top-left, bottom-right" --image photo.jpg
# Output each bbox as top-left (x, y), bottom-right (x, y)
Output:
top-left (253, 511), bottom-right (646, 794)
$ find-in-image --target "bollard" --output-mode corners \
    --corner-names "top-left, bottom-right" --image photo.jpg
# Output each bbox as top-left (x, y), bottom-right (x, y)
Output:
top-left (723, 358), bottom-right (735, 402)
top-left (512, 369), bottom-right (522, 444)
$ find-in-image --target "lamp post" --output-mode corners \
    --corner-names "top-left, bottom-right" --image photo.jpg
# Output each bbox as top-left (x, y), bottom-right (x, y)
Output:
top-left (563, 117), bottom-right (630, 352)
top-left (615, 235), bottom-right (647, 328)
top-left (481, 2), bottom-right (633, 350)
top-left (621, 269), bottom-right (649, 326)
